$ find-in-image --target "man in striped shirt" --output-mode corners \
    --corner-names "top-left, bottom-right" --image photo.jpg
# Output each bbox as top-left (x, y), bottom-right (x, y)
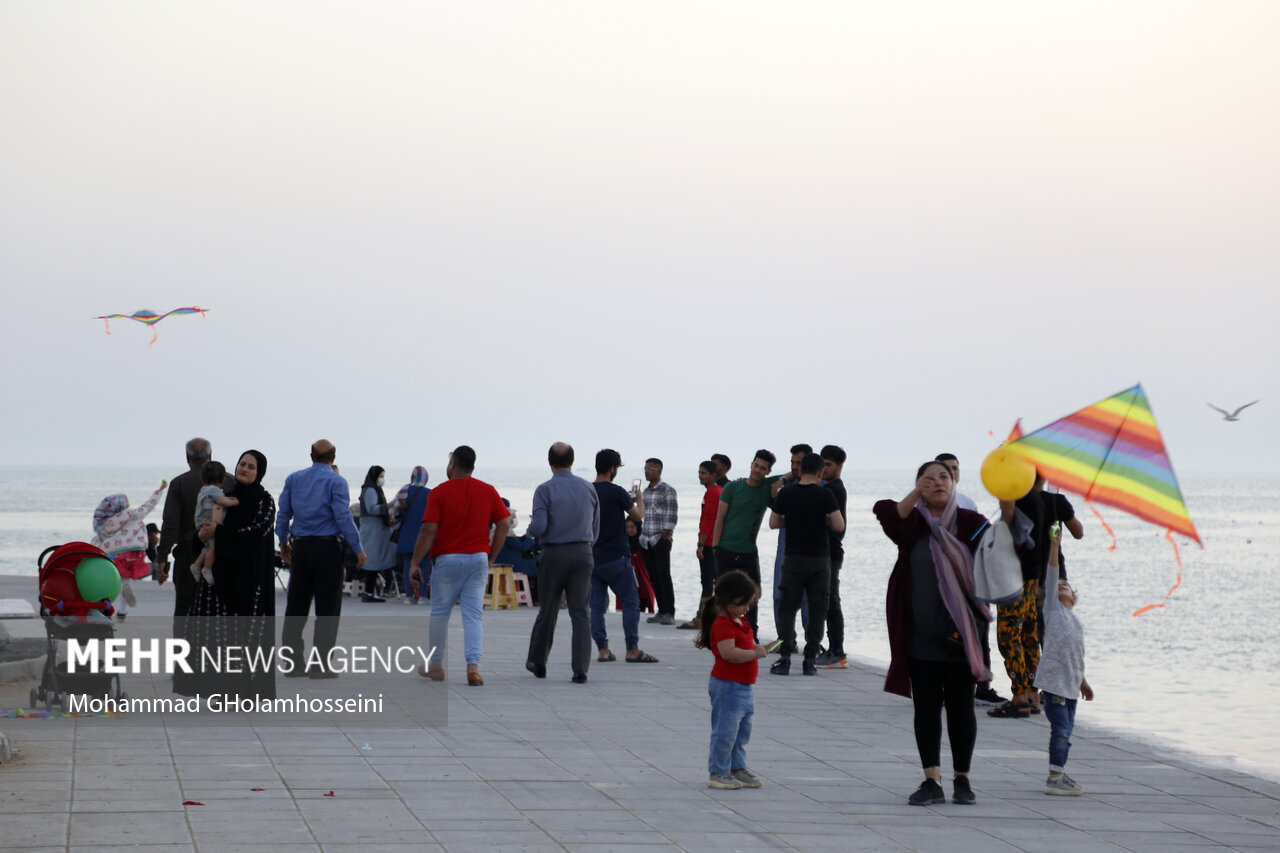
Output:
top-left (640, 457), bottom-right (678, 626)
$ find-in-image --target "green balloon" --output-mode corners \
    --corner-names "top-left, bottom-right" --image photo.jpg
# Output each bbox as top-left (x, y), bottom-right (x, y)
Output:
top-left (75, 557), bottom-right (122, 602)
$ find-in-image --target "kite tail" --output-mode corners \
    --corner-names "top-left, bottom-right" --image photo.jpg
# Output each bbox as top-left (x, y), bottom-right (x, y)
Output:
top-left (1086, 500), bottom-right (1118, 551)
top-left (1131, 528), bottom-right (1183, 617)
top-left (148, 329), bottom-right (158, 347)
top-left (103, 319), bottom-right (112, 336)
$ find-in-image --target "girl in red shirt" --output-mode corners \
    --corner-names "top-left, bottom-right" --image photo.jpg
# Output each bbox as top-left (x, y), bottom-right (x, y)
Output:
top-left (694, 569), bottom-right (769, 789)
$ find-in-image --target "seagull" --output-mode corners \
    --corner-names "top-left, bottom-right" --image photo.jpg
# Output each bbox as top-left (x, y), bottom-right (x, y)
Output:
top-left (1207, 400), bottom-right (1260, 421)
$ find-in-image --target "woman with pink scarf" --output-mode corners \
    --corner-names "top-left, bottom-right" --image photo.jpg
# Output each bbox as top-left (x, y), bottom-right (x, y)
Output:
top-left (874, 461), bottom-right (1028, 807)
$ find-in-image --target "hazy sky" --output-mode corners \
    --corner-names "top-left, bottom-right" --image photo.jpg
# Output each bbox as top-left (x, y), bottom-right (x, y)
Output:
top-left (2, 1), bottom-right (1276, 476)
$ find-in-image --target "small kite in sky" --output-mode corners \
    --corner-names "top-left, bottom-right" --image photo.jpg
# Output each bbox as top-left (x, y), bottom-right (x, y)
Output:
top-left (1207, 400), bottom-right (1259, 421)
top-left (1004, 384), bottom-right (1200, 616)
top-left (93, 306), bottom-right (208, 347)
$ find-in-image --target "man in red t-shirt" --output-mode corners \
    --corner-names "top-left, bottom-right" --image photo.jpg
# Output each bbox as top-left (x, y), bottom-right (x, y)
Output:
top-left (678, 460), bottom-right (723, 630)
top-left (409, 445), bottom-right (510, 686)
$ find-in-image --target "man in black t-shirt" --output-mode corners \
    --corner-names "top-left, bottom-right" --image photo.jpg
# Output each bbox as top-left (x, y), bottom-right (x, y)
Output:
top-left (815, 445), bottom-right (849, 668)
top-left (768, 453), bottom-right (845, 676)
top-left (589, 449), bottom-right (658, 663)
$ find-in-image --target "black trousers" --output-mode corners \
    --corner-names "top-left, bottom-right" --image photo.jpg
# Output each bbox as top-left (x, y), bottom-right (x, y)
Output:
top-left (170, 537), bottom-right (198, 639)
top-left (281, 538), bottom-right (345, 674)
top-left (826, 555), bottom-right (845, 655)
top-left (714, 548), bottom-right (761, 640)
top-left (697, 548), bottom-right (717, 600)
top-left (775, 553), bottom-right (830, 661)
top-left (908, 659), bottom-right (977, 773)
top-left (642, 538), bottom-right (675, 616)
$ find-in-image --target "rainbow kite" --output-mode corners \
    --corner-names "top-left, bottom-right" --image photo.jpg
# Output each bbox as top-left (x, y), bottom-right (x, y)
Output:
top-left (1005, 384), bottom-right (1200, 615)
top-left (94, 306), bottom-right (208, 347)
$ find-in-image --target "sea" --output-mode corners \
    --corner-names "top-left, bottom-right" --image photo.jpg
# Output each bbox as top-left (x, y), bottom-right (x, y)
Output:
top-left (3, 465), bottom-right (1277, 782)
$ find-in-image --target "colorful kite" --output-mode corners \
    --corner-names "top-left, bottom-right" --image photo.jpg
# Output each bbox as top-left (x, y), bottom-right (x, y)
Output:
top-left (94, 306), bottom-right (208, 347)
top-left (1004, 384), bottom-right (1200, 615)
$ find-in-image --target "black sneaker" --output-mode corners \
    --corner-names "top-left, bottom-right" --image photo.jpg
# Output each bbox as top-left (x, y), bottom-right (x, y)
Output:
top-left (802, 659), bottom-right (817, 676)
top-left (974, 685), bottom-right (1006, 706)
top-left (952, 775), bottom-right (975, 805)
top-left (769, 657), bottom-right (791, 676)
top-left (908, 778), bottom-right (946, 806)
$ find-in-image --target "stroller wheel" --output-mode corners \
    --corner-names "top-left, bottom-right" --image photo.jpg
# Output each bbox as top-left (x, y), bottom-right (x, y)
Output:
top-left (118, 691), bottom-right (128, 701)
top-left (44, 693), bottom-right (54, 712)
top-left (30, 687), bottom-right (38, 707)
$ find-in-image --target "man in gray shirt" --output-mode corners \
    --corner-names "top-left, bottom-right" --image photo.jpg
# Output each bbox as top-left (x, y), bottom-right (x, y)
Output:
top-left (525, 442), bottom-right (601, 684)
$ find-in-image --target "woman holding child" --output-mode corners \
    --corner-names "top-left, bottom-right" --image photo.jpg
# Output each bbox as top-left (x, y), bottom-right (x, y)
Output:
top-left (874, 460), bottom-right (1028, 807)
top-left (174, 450), bottom-right (277, 700)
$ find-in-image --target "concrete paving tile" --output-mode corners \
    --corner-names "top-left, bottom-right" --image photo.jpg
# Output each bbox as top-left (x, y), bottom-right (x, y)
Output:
top-left (68, 811), bottom-right (191, 846)
top-left (461, 756), bottom-right (580, 781)
top-left (66, 847), bottom-right (195, 853)
top-left (524, 809), bottom-right (652, 831)
top-left (320, 845), bottom-right (442, 853)
top-left (194, 845), bottom-right (320, 853)
top-left (0, 791), bottom-right (72, 814)
top-left (489, 780), bottom-right (622, 810)
top-left (428, 829), bottom-right (561, 851)
top-left (0, 813), bottom-right (70, 847)
top-left (364, 758), bottom-right (479, 782)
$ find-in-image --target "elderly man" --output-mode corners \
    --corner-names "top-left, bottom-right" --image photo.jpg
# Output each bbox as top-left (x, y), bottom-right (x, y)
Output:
top-left (525, 443), bottom-right (600, 684)
top-left (157, 437), bottom-right (233, 638)
top-left (277, 440), bottom-right (366, 679)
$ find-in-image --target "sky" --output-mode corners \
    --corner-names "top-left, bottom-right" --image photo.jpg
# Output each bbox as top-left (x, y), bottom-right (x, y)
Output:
top-left (1, 1), bottom-right (1277, 477)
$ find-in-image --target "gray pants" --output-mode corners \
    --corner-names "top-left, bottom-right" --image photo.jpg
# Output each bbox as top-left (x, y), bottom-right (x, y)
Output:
top-left (527, 543), bottom-right (594, 676)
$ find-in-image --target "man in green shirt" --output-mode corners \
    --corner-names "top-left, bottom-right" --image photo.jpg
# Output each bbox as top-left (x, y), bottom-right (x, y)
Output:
top-left (710, 449), bottom-right (781, 639)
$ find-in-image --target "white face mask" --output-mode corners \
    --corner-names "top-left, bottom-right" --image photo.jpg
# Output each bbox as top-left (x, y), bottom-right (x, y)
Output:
top-left (377, 476), bottom-right (385, 487)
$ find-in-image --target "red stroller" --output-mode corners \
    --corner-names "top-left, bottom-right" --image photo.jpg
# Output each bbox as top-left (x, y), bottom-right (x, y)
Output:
top-left (31, 542), bottom-right (127, 711)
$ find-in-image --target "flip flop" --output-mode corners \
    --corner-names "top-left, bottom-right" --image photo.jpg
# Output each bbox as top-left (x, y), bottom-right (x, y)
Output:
top-left (625, 651), bottom-right (659, 663)
top-left (597, 651), bottom-right (616, 662)
top-left (676, 620), bottom-right (699, 630)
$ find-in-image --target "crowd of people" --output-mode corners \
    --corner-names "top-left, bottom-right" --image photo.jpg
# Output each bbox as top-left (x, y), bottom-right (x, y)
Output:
top-left (90, 435), bottom-right (1090, 805)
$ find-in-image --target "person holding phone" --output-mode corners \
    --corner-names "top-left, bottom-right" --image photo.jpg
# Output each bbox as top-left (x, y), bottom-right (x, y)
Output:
top-left (588, 449), bottom-right (656, 664)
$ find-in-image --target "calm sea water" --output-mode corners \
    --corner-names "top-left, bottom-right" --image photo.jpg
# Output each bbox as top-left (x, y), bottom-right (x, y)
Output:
top-left (3, 465), bottom-right (1277, 781)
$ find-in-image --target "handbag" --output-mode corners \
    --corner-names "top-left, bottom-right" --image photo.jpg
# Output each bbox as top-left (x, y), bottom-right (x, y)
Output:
top-left (972, 518), bottom-right (1024, 604)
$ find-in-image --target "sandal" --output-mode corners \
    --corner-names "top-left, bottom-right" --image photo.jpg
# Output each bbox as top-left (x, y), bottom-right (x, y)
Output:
top-left (625, 651), bottom-right (659, 663)
top-left (986, 701), bottom-right (1029, 719)
top-left (676, 620), bottom-right (699, 630)
top-left (597, 651), bottom-right (616, 662)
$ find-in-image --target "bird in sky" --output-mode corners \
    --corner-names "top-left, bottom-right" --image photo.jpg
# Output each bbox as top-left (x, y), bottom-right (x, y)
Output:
top-left (1207, 401), bottom-right (1260, 421)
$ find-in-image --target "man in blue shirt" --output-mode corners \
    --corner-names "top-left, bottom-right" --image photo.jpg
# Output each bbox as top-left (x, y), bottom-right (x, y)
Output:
top-left (525, 442), bottom-right (600, 684)
top-left (276, 440), bottom-right (366, 679)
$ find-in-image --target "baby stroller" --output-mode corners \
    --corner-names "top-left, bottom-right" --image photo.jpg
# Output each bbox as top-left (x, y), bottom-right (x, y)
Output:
top-left (31, 542), bottom-right (127, 711)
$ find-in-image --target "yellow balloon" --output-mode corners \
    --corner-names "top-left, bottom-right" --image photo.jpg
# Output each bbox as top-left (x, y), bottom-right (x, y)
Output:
top-left (980, 448), bottom-right (1036, 501)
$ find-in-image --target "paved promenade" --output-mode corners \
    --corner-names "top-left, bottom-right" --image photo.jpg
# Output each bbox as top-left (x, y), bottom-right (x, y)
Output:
top-left (1, 576), bottom-right (1278, 852)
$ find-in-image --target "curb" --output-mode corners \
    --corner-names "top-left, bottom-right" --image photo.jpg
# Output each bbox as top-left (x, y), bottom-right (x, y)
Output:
top-left (0, 656), bottom-right (46, 684)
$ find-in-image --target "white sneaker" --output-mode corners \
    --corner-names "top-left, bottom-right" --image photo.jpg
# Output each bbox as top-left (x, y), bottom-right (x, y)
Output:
top-left (201, 568), bottom-right (215, 586)
top-left (1045, 774), bottom-right (1084, 796)
top-left (121, 582), bottom-right (137, 607)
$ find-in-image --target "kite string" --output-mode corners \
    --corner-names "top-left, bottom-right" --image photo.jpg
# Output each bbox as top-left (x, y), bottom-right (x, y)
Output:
top-left (1085, 500), bottom-right (1118, 551)
top-left (1131, 528), bottom-right (1183, 617)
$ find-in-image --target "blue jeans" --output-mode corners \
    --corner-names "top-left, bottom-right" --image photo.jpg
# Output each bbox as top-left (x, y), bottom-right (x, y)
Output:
top-left (402, 554), bottom-right (431, 601)
top-left (590, 555), bottom-right (640, 651)
top-left (1043, 692), bottom-right (1077, 772)
top-left (707, 676), bottom-right (754, 774)
top-left (428, 553), bottom-right (488, 667)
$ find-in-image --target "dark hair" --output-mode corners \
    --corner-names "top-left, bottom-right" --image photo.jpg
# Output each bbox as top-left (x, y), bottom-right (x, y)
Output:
top-left (698, 460), bottom-right (717, 476)
top-left (201, 460), bottom-right (226, 486)
top-left (711, 453), bottom-right (731, 472)
top-left (916, 460), bottom-right (951, 480)
top-left (821, 444), bottom-right (847, 465)
top-left (548, 443), bottom-right (574, 468)
top-left (645, 457), bottom-right (663, 471)
top-left (754, 449), bottom-right (776, 467)
top-left (694, 570), bottom-right (760, 650)
top-left (595, 448), bottom-right (622, 474)
top-left (311, 442), bottom-right (336, 464)
top-left (800, 452), bottom-right (823, 476)
top-left (935, 452), bottom-right (959, 464)
top-left (451, 445), bottom-right (477, 471)
top-left (790, 443), bottom-right (813, 456)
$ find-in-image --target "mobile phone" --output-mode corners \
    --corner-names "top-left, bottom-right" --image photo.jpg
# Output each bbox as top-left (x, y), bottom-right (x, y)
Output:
top-left (631, 478), bottom-right (642, 492)
top-left (764, 638), bottom-right (785, 653)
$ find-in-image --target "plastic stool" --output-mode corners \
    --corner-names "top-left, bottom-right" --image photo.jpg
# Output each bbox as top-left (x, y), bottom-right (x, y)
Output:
top-left (484, 564), bottom-right (519, 610)
top-left (512, 572), bottom-right (533, 607)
